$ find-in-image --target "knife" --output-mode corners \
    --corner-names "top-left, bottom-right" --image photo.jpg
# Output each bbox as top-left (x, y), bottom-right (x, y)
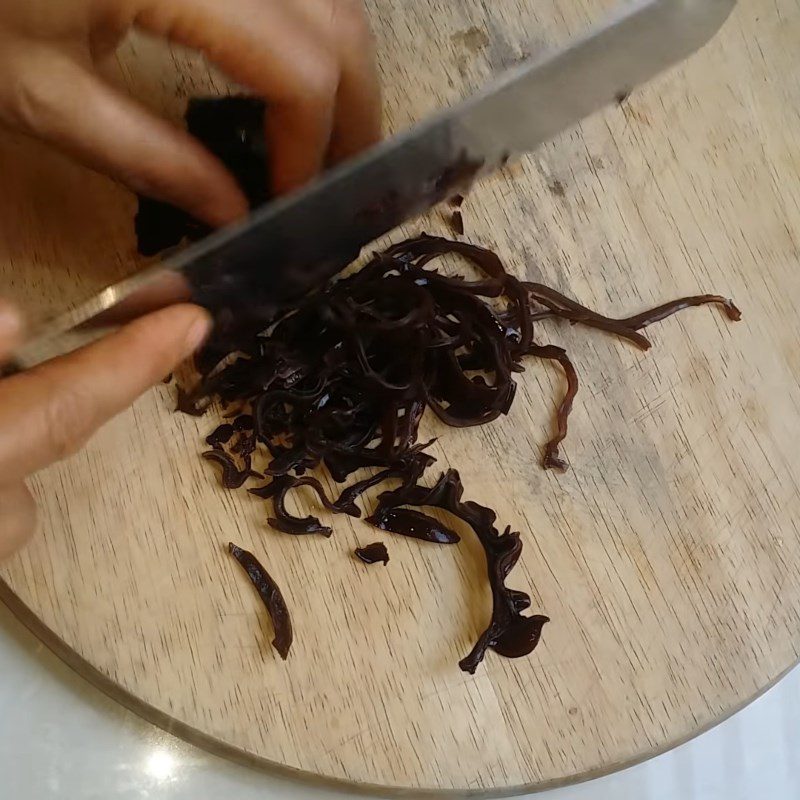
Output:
top-left (9, 0), bottom-right (735, 371)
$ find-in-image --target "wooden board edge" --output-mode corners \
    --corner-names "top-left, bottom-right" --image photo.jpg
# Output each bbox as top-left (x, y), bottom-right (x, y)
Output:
top-left (1, 576), bottom-right (795, 797)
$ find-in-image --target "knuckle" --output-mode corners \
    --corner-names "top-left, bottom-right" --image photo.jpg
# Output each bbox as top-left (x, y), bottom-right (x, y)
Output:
top-left (119, 309), bottom-right (199, 382)
top-left (0, 69), bottom-right (51, 132)
top-left (40, 387), bottom-right (93, 462)
top-left (298, 53), bottom-right (340, 106)
top-left (117, 147), bottom-right (209, 207)
top-left (118, 164), bottom-right (171, 203)
top-left (303, 51), bottom-right (339, 102)
top-left (0, 47), bottom-right (82, 137)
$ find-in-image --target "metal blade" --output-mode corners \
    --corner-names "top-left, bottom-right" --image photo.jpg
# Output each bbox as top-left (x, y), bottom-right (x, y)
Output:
top-left (12, 0), bottom-right (734, 370)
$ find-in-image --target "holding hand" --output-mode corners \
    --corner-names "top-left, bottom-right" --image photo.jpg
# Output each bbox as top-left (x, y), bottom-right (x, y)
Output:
top-left (0, 300), bottom-right (211, 559)
top-left (0, 0), bottom-right (381, 224)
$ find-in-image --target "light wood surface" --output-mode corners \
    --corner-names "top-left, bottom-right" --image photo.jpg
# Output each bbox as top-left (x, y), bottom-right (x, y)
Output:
top-left (2, 0), bottom-right (800, 792)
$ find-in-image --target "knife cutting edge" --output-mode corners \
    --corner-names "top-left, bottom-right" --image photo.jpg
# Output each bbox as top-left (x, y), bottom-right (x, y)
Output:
top-left (10, 0), bottom-right (735, 371)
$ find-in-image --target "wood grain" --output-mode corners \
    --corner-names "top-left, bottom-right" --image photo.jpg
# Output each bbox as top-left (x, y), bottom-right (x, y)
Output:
top-left (2, 0), bottom-right (800, 792)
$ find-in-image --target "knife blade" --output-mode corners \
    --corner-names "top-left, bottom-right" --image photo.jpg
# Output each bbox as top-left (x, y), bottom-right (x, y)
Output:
top-left (10, 0), bottom-right (734, 370)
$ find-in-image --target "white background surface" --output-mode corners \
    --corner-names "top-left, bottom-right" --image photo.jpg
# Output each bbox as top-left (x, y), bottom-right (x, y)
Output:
top-left (1, 602), bottom-right (798, 799)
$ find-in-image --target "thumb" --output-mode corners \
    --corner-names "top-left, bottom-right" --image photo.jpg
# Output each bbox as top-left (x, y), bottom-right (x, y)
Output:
top-left (2, 45), bottom-right (248, 226)
top-left (0, 303), bottom-right (211, 482)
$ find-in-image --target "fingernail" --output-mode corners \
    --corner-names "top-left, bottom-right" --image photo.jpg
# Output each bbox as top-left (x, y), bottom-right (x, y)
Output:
top-left (184, 314), bottom-right (212, 355)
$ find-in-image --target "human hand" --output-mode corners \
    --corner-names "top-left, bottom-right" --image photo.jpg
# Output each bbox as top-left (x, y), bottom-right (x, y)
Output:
top-left (0, 299), bottom-right (211, 559)
top-left (0, 0), bottom-right (380, 226)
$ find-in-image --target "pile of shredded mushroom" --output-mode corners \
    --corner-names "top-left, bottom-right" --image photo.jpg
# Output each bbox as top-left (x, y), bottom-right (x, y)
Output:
top-left (177, 233), bottom-right (740, 671)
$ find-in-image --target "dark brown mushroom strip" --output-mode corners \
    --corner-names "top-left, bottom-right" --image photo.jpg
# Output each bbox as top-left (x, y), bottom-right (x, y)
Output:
top-left (371, 468), bottom-right (548, 672)
top-left (450, 210), bottom-right (465, 236)
top-left (329, 450), bottom-right (435, 517)
top-left (528, 344), bottom-right (579, 471)
top-left (367, 507), bottom-right (461, 544)
top-left (175, 386), bottom-right (208, 416)
top-left (205, 423), bottom-right (235, 449)
top-left (354, 542), bottom-right (390, 565)
top-left (233, 414), bottom-right (255, 431)
top-left (249, 475), bottom-right (337, 537)
top-left (492, 613), bottom-right (550, 657)
top-left (231, 431), bottom-right (257, 458)
top-left (202, 450), bottom-right (261, 489)
top-left (331, 468), bottom-right (398, 517)
top-left (136, 97), bottom-right (268, 256)
top-left (523, 282), bottom-right (652, 350)
top-left (620, 294), bottom-right (742, 329)
top-left (523, 285), bottom-right (741, 345)
top-left (228, 542), bottom-right (292, 659)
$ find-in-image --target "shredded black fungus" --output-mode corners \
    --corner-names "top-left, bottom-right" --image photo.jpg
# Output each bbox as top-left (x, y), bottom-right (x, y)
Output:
top-left (206, 423), bottom-right (235, 449)
top-left (529, 344), bottom-right (578, 471)
top-left (233, 414), bottom-right (255, 431)
top-left (248, 475), bottom-right (335, 536)
top-left (155, 96), bottom-right (741, 672)
top-left (355, 542), bottom-right (390, 565)
top-left (179, 232), bottom-right (740, 672)
top-left (368, 467), bottom-right (548, 671)
top-left (450, 210), bottom-right (465, 236)
top-left (367, 507), bottom-right (461, 544)
top-left (330, 467), bottom-right (401, 517)
top-left (175, 386), bottom-right (208, 417)
top-left (202, 450), bottom-right (261, 489)
top-left (620, 295), bottom-right (741, 329)
top-left (228, 542), bottom-right (292, 659)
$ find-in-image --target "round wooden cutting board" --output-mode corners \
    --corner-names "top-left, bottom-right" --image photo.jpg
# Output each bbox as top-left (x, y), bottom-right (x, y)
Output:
top-left (2, 0), bottom-right (800, 793)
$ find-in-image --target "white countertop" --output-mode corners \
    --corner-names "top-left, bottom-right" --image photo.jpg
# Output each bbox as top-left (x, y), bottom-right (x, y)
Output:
top-left (1, 600), bottom-right (798, 800)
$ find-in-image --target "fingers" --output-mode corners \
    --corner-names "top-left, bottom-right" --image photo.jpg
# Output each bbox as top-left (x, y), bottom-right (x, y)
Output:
top-left (0, 0), bottom-right (381, 210)
top-left (135, 0), bottom-right (380, 194)
top-left (0, 44), bottom-right (248, 226)
top-left (0, 482), bottom-right (36, 561)
top-left (326, 1), bottom-right (383, 163)
top-left (0, 304), bottom-right (211, 482)
top-left (276, 0), bottom-right (382, 166)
